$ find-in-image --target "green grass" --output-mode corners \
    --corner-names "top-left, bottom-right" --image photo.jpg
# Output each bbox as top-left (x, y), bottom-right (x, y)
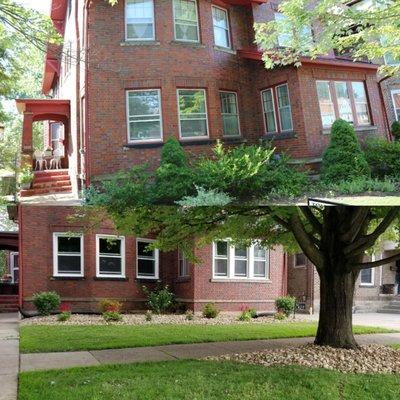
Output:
top-left (393, 344), bottom-right (400, 349)
top-left (19, 360), bottom-right (400, 400)
top-left (19, 322), bottom-right (394, 353)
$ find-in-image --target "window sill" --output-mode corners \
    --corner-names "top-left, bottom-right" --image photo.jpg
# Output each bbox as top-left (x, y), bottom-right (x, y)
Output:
top-left (210, 278), bottom-right (271, 284)
top-left (170, 40), bottom-right (206, 48)
top-left (179, 138), bottom-right (216, 146)
top-left (359, 284), bottom-right (375, 288)
top-left (213, 46), bottom-right (236, 55)
top-left (50, 276), bottom-right (85, 281)
top-left (94, 277), bottom-right (128, 281)
top-left (221, 136), bottom-right (247, 144)
top-left (121, 40), bottom-right (160, 47)
top-left (322, 125), bottom-right (378, 135)
top-left (123, 141), bottom-right (164, 149)
top-left (136, 277), bottom-right (160, 283)
top-left (175, 276), bottom-right (191, 283)
top-left (262, 131), bottom-right (297, 141)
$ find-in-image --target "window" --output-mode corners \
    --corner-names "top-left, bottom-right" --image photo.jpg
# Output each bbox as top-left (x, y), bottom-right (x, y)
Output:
top-left (274, 12), bottom-right (312, 48)
top-left (125, 0), bottom-right (155, 40)
top-left (127, 90), bottom-right (162, 142)
top-left (212, 6), bottom-right (230, 49)
top-left (177, 89), bottom-right (208, 138)
top-left (178, 250), bottom-right (190, 277)
top-left (316, 80), bottom-right (371, 128)
top-left (96, 235), bottom-right (125, 278)
top-left (173, 0), bottom-right (199, 42)
top-left (360, 268), bottom-right (374, 286)
top-left (63, 42), bottom-right (72, 77)
top-left (10, 252), bottom-right (19, 284)
top-left (274, 12), bottom-right (291, 47)
top-left (391, 90), bottom-right (400, 121)
top-left (53, 233), bottom-right (84, 277)
top-left (213, 241), bottom-right (269, 280)
top-left (137, 239), bottom-right (159, 279)
top-left (220, 92), bottom-right (240, 136)
top-left (261, 83), bottom-right (293, 133)
top-left (295, 253), bottom-right (307, 267)
top-left (50, 123), bottom-right (65, 156)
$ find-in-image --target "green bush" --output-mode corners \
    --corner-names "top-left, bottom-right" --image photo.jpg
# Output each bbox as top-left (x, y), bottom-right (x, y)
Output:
top-left (202, 303), bottom-right (220, 319)
top-left (57, 312), bottom-right (71, 322)
top-left (33, 292), bottom-right (61, 316)
top-left (142, 283), bottom-right (175, 314)
top-left (145, 310), bottom-right (153, 322)
top-left (364, 138), bottom-right (400, 179)
top-left (275, 296), bottom-right (297, 317)
top-left (248, 308), bottom-right (257, 318)
top-left (391, 121), bottom-right (400, 141)
top-left (321, 119), bottom-right (370, 184)
top-left (327, 177), bottom-right (396, 194)
top-left (185, 310), bottom-right (194, 321)
top-left (238, 310), bottom-right (252, 321)
top-left (103, 311), bottom-right (122, 322)
top-left (274, 311), bottom-right (287, 321)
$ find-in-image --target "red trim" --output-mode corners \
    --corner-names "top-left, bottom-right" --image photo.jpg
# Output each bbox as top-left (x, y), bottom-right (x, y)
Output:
top-left (18, 206), bottom-right (22, 309)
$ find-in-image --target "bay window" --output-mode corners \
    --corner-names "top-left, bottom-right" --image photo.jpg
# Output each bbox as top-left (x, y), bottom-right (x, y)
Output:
top-left (391, 89), bottom-right (400, 121)
top-left (220, 91), bottom-right (240, 136)
top-left (137, 238), bottom-right (159, 279)
top-left (212, 6), bottom-right (230, 49)
top-left (125, 0), bottom-right (155, 40)
top-left (96, 235), bottom-right (125, 278)
top-left (173, 0), bottom-right (199, 42)
top-left (53, 233), bottom-right (83, 277)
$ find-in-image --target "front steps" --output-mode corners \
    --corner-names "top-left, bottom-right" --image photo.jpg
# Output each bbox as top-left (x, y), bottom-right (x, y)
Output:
top-left (20, 169), bottom-right (72, 197)
top-left (0, 296), bottom-right (19, 313)
top-left (377, 300), bottom-right (400, 314)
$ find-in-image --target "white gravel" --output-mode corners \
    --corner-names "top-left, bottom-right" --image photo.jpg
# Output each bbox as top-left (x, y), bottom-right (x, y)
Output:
top-left (209, 344), bottom-right (400, 374)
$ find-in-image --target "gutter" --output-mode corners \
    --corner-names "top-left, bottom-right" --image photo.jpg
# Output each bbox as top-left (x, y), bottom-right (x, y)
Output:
top-left (377, 75), bottom-right (392, 141)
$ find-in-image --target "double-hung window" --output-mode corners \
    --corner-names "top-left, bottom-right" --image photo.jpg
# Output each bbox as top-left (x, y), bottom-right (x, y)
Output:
top-left (220, 91), bottom-right (240, 136)
top-left (212, 6), bottom-right (230, 49)
top-left (213, 241), bottom-right (270, 280)
top-left (96, 235), bottom-right (125, 278)
top-left (391, 89), bottom-right (400, 121)
top-left (316, 80), bottom-right (371, 129)
top-left (177, 89), bottom-right (208, 138)
top-left (137, 239), bottom-right (159, 279)
top-left (261, 83), bottom-right (293, 133)
top-left (173, 0), bottom-right (199, 42)
top-left (125, 0), bottom-right (155, 40)
top-left (127, 90), bottom-right (162, 142)
top-left (178, 250), bottom-right (190, 277)
top-left (360, 268), bottom-right (374, 286)
top-left (53, 233), bottom-right (84, 277)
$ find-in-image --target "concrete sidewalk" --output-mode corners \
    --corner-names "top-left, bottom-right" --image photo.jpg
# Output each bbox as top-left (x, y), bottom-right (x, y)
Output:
top-left (20, 332), bottom-right (400, 372)
top-left (0, 313), bottom-right (19, 400)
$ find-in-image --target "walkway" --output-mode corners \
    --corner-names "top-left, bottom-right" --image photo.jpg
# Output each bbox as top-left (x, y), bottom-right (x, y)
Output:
top-left (20, 332), bottom-right (400, 372)
top-left (0, 313), bottom-right (19, 400)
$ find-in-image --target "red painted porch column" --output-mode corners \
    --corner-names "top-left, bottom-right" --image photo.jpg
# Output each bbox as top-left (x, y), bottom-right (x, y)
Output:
top-left (21, 111), bottom-right (34, 168)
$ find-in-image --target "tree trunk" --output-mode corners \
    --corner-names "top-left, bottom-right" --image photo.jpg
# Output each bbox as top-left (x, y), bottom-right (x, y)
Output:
top-left (315, 269), bottom-right (359, 349)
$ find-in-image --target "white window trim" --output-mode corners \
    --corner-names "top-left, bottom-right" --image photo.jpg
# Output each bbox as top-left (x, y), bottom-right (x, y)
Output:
top-left (391, 89), bottom-right (400, 121)
top-left (125, 0), bottom-right (156, 41)
top-left (276, 83), bottom-right (294, 132)
top-left (220, 90), bottom-right (241, 137)
top-left (177, 88), bottom-right (209, 139)
top-left (173, 0), bottom-right (200, 43)
top-left (9, 252), bottom-right (19, 284)
top-left (316, 80), bottom-right (335, 129)
top-left (212, 5), bottom-right (231, 49)
top-left (96, 234), bottom-right (126, 278)
top-left (53, 233), bottom-right (84, 277)
top-left (136, 238), bottom-right (159, 279)
top-left (212, 241), bottom-right (270, 280)
top-left (261, 88), bottom-right (278, 134)
top-left (126, 89), bottom-right (163, 143)
top-left (360, 254), bottom-right (375, 286)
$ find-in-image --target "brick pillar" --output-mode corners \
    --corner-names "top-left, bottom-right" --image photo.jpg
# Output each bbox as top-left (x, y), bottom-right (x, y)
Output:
top-left (21, 112), bottom-right (34, 169)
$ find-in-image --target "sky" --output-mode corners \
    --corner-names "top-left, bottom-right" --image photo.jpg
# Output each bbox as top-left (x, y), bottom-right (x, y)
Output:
top-left (16, 0), bottom-right (51, 15)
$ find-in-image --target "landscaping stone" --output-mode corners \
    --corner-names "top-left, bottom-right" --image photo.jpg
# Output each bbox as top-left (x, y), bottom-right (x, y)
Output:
top-left (209, 344), bottom-right (400, 374)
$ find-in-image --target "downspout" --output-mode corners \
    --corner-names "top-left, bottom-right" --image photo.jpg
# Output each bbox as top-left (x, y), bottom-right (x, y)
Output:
top-left (75, 0), bottom-right (81, 189)
top-left (18, 205), bottom-right (23, 310)
top-left (84, 0), bottom-right (90, 187)
top-left (378, 75), bottom-right (392, 141)
top-left (310, 262), bottom-right (315, 314)
top-left (282, 252), bottom-right (288, 296)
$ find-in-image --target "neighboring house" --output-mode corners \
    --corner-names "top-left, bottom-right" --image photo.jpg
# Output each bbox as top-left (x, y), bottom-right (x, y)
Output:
top-left (12, 0), bottom-right (393, 313)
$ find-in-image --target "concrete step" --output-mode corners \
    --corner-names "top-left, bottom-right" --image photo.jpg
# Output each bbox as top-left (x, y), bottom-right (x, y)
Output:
top-left (0, 308), bottom-right (19, 313)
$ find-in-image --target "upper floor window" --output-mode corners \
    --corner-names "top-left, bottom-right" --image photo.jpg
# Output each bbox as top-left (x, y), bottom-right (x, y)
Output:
top-left (126, 0), bottom-right (155, 41)
top-left (220, 91), bottom-right (240, 137)
top-left (96, 235), bottom-right (125, 278)
top-left (261, 83), bottom-right (293, 133)
top-left (173, 0), bottom-right (199, 42)
top-left (391, 89), bottom-right (400, 121)
top-left (316, 80), bottom-right (371, 129)
top-left (177, 89), bottom-right (208, 138)
top-left (212, 6), bottom-right (230, 49)
top-left (213, 241), bottom-right (270, 280)
top-left (53, 233), bottom-right (84, 277)
top-left (63, 42), bottom-right (72, 77)
top-left (137, 239), bottom-right (159, 279)
top-left (274, 12), bottom-right (312, 48)
top-left (127, 89), bottom-right (162, 142)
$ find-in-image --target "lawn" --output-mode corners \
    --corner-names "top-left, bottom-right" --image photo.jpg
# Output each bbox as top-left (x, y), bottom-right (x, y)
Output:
top-left (19, 360), bottom-right (400, 400)
top-left (19, 322), bottom-right (394, 353)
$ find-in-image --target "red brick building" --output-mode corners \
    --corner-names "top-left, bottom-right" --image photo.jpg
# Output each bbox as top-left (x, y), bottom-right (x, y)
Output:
top-left (13, 0), bottom-right (392, 313)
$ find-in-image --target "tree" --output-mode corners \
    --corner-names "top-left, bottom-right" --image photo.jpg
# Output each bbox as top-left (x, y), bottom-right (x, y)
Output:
top-left (254, 0), bottom-right (400, 76)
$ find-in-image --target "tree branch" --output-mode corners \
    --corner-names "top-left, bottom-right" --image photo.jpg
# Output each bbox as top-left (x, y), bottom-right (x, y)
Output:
top-left (339, 207), bottom-right (370, 243)
top-left (355, 251), bottom-right (400, 270)
top-left (299, 206), bottom-right (322, 236)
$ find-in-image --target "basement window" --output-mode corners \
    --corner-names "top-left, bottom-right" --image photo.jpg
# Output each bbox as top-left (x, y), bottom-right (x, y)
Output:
top-left (53, 233), bottom-right (84, 277)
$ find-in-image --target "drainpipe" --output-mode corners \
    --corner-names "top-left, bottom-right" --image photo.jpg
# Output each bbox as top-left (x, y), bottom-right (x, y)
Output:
top-left (75, 0), bottom-right (81, 189)
top-left (18, 206), bottom-right (22, 310)
top-left (377, 75), bottom-right (392, 141)
top-left (84, 0), bottom-right (90, 187)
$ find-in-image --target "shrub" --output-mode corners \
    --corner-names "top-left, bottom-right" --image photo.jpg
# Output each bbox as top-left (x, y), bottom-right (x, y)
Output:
top-left (142, 283), bottom-right (175, 314)
top-left (327, 176), bottom-right (396, 194)
top-left (57, 312), bottom-right (71, 322)
top-left (103, 311), bottom-right (122, 322)
top-left (274, 311), bottom-right (287, 321)
top-left (19, 167), bottom-right (34, 185)
top-left (202, 303), bottom-right (219, 319)
top-left (275, 296), bottom-right (297, 317)
top-left (364, 138), bottom-right (400, 179)
top-left (33, 291), bottom-right (61, 316)
top-left (238, 310), bottom-right (252, 321)
top-left (185, 310), bottom-right (194, 321)
top-left (248, 308), bottom-right (257, 318)
top-left (99, 299), bottom-right (122, 313)
top-left (391, 121), bottom-right (400, 141)
top-left (145, 310), bottom-right (153, 322)
top-left (321, 119), bottom-right (370, 184)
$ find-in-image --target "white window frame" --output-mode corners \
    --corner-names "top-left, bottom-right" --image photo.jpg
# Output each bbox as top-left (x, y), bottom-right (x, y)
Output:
top-left (125, 0), bottom-right (155, 41)
top-left (261, 88), bottom-right (278, 134)
top-left (53, 233), bottom-right (84, 277)
top-left (136, 238), bottom-right (159, 279)
top-left (391, 89), bottom-right (400, 121)
top-left (212, 5), bottom-right (231, 49)
top-left (212, 241), bottom-right (270, 280)
top-left (177, 88), bottom-right (209, 139)
top-left (316, 80), bottom-right (335, 129)
top-left (126, 89), bottom-right (163, 143)
top-left (9, 252), bottom-right (19, 284)
top-left (360, 254), bottom-right (375, 286)
top-left (220, 90), bottom-right (241, 137)
top-left (178, 250), bottom-right (190, 277)
top-left (276, 83), bottom-right (293, 132)
top-left (96, 234), bottom-right (126, 278)
top-left (173, 0), bottom-right (200, 43)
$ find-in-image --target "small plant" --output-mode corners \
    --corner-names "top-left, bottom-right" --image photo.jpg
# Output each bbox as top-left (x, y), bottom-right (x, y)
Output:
top-left (103, 311), bottom-right (122, 322)
top-left (202, 303), bottom-right (219, 319)
top-left (57, 303), bottom-right (72, 322)
top-left (142, 283), bottom-right (175, 314)
top-left (391, 121), bottom-right (400, 141)
top-left (274, 311), bottom-right (286, 321)
top-left (99, 299), bottom-right (122, 313)
top-left (275, 296), bottom-right (297, 317)
top-left (33, 291), bottom-right (61, 316)
top-left (185, 310), bottom-right (194, 321)
top-left (19, 167), bottom-right (34, 189)
top-left (145, 310), bottom-right (153, 321)
top-left (238, 310), bottom-right (252, 321)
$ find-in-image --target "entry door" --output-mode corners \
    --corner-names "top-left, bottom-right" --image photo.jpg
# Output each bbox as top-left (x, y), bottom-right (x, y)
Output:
top-left (50, 123), bottom-right (65, 156)
top-left (10, 252), bottom-right (19, 284)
